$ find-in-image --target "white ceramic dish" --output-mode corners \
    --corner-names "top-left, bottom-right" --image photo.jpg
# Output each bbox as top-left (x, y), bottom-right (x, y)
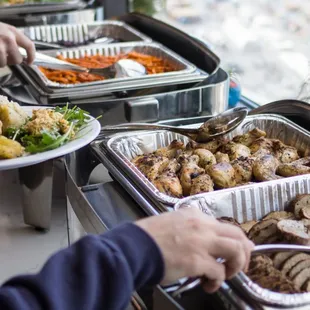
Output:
top-left (0, 106), bottom-right (101, 170)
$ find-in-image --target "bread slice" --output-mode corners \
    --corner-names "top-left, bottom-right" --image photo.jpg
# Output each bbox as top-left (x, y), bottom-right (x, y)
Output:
top-left (248, 264), bottom-right (275, 278)
top-left (248, 219), bottom-right (277, 239)
top-left (300, 206), bottom-right (310, 220)
top-left (302, 279), bottom-right (310, 292)
top-left (247, 255), bottom-right (301, 293)
top-left (277, 219), bottom-right (310, 245)
top-left (262, 211), bottom-right (295, 221)
top-left (247, 255), bottom-right (274, 278)
top-left (281, 253), bottom-right (310, 275)
top-left (217, 217), bottom-right (241, 228)
top-left (252, 272), bottom-right (299, 293)
top-left (264, 234), bottom-right (282, 244)
top-left (241, 220), bottom-right (257, 234)
top-left (302, 218), bottom-right (310, 227)
top-left (290, 194), bottom-right (310, 219)
top-left (248, 219), bottom-right (278, 245)
top-left (273, 252), bottom-right (296, 269)
top-left (250, 255), bottom-right (274, 268)
top-left (288, 258), bottom-right (310, 279)
top-left (292, 268), bottom-right (310, 290)
top-left (274, 282), bottom-right (301, 294)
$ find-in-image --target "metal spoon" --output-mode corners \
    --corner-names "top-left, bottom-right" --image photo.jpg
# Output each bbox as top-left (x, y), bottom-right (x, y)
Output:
top-left (101, 107), bottom-right (248, 143)
top-left (19, 48), bottom-right (147, 79)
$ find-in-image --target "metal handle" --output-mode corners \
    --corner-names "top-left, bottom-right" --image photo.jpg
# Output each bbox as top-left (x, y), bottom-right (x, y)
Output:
top-left (101, 123), bottom-right (199, 134)
top-left (33, 41), bottom-right (62, 49)
top-left (252, 244), bottom-right (310, 254)
top-left (19, 48), bottom-right (88, 72)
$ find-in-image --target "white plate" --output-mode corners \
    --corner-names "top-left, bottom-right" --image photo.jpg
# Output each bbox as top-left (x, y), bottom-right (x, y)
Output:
top-left (0, 106), bottom-right (101, 171)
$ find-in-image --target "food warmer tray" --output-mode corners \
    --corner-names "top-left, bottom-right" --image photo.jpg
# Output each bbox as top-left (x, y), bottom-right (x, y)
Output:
top-left (92, 114), bottom-right (310, 213)
top-left (3, 66), bottom-right (229, 123)
top-left (19, 42), bottom-right (200, 89)
top-left (12, 62), bottom-right (206, 104)
top-left (66, 120), bottom-right (310, 309)
top-left (0, 0), bottom-right (86, 17)
top-left (64, 144), bottom-right (235, 310)
top-left (20, 21), bottom-right (152, 48)
top-left (6, 13), bottom-right (224, 111)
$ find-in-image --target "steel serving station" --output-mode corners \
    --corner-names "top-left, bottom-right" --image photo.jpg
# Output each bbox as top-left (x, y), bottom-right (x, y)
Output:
top-left (2, 1), bottom-right (310, 309)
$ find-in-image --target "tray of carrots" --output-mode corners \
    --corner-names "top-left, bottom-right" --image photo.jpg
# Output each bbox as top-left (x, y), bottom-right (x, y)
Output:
top-left (28, 42), bottom-right (198, 88)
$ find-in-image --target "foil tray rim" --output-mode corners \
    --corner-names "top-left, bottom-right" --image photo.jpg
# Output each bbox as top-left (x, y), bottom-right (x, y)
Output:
top-left (24, 41), bottom-right (198, 89)
top-left (102, 114), bottom-right (310, 206)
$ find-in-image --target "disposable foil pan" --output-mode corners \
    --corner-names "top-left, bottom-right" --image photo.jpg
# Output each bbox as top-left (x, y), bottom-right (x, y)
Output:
top-left (24, 42), bottom-right (199, 89)
top-left (175, 196), bottom-right (310, 309)
top-left (0, 0), bottom-right (85, 16)
top-left (20, 21), bottom-right (152, 45)
top-left (100, 114), bottom-right (310, 207)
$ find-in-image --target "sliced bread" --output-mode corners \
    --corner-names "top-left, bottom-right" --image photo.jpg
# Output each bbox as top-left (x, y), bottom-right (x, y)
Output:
top-left (277, 219), bottom-right (310, 245)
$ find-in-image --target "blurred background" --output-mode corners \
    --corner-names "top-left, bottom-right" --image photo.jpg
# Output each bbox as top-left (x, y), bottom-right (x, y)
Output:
top-left (131, 0), bottom-right (310, 105)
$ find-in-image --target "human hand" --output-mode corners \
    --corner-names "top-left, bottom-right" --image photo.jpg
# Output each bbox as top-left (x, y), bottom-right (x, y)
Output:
top-left (0, 22), bottom-right (35, 67)
top-left (136, 208), bottom-right (254, 293)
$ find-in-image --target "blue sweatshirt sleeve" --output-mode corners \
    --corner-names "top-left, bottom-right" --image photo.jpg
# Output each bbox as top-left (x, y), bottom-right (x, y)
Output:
top-left (0, 223), bottom-right (164, 310)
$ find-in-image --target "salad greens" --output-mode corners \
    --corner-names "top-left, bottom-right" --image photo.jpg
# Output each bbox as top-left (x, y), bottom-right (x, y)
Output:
top-left (22, 123), bottom-right (74, 154)
top-left (5, 105), bottom-right (92, 154)
top-left (54, 105), bottom-right (90, 131)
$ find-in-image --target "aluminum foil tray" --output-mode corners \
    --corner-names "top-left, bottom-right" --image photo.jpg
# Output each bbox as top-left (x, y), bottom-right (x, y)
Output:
top-left (100, 114), bottom-right (310, 207)
top-left (13, 62), bottom-right (206, 103)
top-left (175, 199), bottom-right (310, 309)
top-left (0, 0), bottom-right (85, 16)
top-left (20, 21), bottom-right (151, 45)
top-left (24, 42), bottom-right (198, 89)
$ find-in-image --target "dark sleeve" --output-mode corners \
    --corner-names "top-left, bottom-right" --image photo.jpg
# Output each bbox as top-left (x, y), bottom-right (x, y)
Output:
top-left (0, 223), bottom-right (164, 310)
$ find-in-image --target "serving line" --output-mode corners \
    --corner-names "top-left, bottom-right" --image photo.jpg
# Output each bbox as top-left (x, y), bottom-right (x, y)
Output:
top-left (20, 101), bottom-right (306, 308)
top-left (64, 148), bottom-right (240, 310)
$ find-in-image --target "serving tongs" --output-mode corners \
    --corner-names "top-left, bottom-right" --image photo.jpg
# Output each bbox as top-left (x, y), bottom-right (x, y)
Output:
top-left (171, 244), bottom-right (310, 307)
top-left (33, 37), bottom-right (115, 49)
top-left (101, 107), bottom-right (248, 143)
top-left (18, 48), bottom-right (146, 79)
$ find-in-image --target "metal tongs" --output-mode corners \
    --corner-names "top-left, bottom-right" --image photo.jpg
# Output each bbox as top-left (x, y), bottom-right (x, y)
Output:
top-left (171, 244), bottom-right (310, 299)
top-left (33, 37), bottom-right (115, 49)
top-left (19, 48), bottom-right (147, 79)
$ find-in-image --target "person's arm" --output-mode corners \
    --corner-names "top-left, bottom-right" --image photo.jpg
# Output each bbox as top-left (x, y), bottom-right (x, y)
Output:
top-left (0, 223), bottom-right (164, 310)
top-left (0, 208), bottom-right (253, 310)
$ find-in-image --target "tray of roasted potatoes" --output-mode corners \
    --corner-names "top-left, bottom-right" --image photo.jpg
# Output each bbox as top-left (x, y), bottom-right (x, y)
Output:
top-left (99, 114), bottom-right (310, 208)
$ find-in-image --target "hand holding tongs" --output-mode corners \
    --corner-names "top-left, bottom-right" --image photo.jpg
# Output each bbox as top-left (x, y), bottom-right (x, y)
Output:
top-left (171, 244), bottom-right (310, 298)
top-left (18, 48), bottom-right (146, 79)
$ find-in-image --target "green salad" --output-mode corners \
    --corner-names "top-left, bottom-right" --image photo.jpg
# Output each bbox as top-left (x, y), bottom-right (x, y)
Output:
top-left (0, 98), bottom-right (94, 159)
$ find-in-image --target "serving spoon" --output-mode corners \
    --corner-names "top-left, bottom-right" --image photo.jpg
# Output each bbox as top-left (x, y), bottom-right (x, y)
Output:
top-left (101, 107), bottom-right (248, 143)
top-left (19, 48), bottom-right (147, 79)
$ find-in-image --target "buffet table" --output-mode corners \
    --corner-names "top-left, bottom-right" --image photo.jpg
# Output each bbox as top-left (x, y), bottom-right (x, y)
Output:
top-left (2, 10), bottom-right (310, 309)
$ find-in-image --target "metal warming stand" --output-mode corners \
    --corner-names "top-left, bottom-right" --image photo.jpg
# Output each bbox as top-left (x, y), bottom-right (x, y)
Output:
top-left (0, 0), bottom-right (128, 231)
top-left (64, 100), bottom-right (310, 310)
top-left (0, 12), bottom-right (229, 231)
top-left (0, 0), bottom-right (128, 28)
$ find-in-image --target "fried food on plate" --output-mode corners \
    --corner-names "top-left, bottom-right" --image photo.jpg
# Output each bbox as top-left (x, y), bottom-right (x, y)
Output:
top-left (0, 136), bottom-right (24, 159)
top-left (0, 96), bottom-right (28, 131)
